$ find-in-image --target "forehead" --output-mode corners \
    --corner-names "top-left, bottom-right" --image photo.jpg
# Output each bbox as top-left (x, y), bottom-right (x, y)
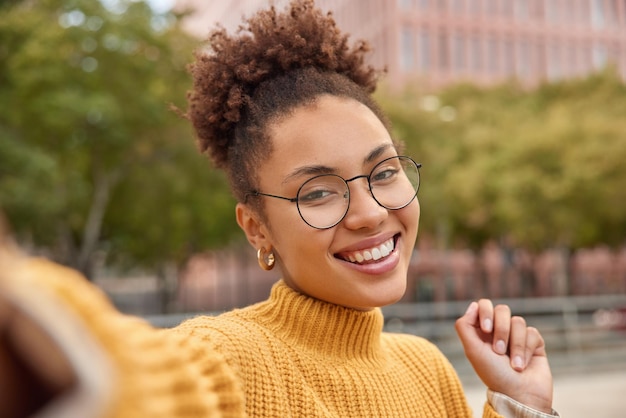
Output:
top-left (263, 95), bottom-right (394, 181)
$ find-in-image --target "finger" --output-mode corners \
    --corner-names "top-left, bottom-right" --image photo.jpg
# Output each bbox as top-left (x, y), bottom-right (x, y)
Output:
top-left (508, 316), bottom-right (527, 371)
top-left (525, 326), bottom-right (547, 360)
top-left (456, 301), bottom-right (479, 329)
top-left (477, 299), bottom-right (494, 333)
top-left (455, 301), bottom-right (480, 348)
top-left (492, 304), bottom-right (511, 355)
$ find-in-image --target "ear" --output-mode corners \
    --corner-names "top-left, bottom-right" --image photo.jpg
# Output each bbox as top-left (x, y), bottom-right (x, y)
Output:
top-left (236, 202), bottom-right (271, 251)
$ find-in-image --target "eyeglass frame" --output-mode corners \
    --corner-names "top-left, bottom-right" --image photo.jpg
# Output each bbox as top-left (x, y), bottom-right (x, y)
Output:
top-left (246, 155), bottom-right (422, 230)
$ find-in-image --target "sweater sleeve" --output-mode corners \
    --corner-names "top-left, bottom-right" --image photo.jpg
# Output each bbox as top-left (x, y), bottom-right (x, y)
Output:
top-left (0, 250), bottom-right (244, 418)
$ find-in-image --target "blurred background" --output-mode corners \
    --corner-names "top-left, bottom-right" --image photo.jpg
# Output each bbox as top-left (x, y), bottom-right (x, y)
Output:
top-left (1, 0), bottom-right (626, 416)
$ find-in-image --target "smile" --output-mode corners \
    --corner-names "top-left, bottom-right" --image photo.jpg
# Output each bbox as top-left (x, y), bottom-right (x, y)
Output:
top-left (337, 236), bottom-right (397, 265)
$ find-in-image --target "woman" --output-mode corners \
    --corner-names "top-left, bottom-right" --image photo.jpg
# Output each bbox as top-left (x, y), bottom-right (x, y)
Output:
top-left (0, 0), bottom-right (556, 417)
top-left (176, 0), bottom-right (555, 416)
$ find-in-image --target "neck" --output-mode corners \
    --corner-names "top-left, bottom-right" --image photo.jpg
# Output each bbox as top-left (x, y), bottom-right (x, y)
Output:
top-left (249, 280), bottom-right (385, 365)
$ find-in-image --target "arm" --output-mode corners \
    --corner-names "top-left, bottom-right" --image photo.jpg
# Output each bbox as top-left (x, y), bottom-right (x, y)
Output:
top-left (456, 300), bottom-right (557, 417)
top-left (0, 296), bottom-right (77, 418)
top-left (0, 248), bottom-right (244, 418)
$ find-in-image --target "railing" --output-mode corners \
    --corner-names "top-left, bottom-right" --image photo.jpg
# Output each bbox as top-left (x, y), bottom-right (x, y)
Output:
top-left (145, 294), bottom-right (626, 381)
top-left (381, 294), bottom-right (626, 381)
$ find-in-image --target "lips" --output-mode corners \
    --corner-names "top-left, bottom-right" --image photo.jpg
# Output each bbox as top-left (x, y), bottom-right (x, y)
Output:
top-left (336, 236), bottom-right (397, 265)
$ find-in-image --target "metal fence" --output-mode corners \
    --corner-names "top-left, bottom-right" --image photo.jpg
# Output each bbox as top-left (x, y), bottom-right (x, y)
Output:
top-left (381, 294), bottom-right (626, 381)
top-left (145, 293), bottom-right (626, 383)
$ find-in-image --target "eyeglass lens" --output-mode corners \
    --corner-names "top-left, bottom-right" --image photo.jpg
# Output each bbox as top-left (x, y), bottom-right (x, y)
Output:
top-left (296, 156), bottom-right (420, 229)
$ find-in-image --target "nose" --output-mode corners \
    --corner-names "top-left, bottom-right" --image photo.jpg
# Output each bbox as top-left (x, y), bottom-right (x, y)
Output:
top-left (341, 177), bottom-right (388, 230)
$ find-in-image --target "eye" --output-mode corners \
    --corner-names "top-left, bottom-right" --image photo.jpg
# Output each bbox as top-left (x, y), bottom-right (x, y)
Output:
top-left (299, 189), bottom-right (334, 203)
top-left (371, 166), bottom-right (400, 184)
top-left (297, 175), bottom-right (347, 206)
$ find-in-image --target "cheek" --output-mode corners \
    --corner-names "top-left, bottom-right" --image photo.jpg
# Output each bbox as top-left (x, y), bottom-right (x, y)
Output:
top-left (400, 199), bottom-right (421, 240)
top-left (272, 222), bottom-right (334, 267)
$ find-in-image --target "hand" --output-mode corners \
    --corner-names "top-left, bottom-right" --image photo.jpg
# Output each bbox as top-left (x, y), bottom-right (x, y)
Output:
top-left (455, 299), bottom-right (553, 413)
top-left (0, 294), bottom-right (77, 418)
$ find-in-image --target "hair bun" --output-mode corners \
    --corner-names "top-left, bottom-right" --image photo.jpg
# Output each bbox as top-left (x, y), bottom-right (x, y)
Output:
top-left (186, 0), bottom-right (380, 168)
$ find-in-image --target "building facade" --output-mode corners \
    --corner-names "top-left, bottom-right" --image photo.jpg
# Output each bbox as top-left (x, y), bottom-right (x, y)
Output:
top-left (176, 0), bottom-right (626, 90)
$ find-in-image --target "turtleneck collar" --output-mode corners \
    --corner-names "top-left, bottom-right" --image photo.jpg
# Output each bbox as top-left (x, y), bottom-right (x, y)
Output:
top-left (241, 280), bottom-right (386, 366)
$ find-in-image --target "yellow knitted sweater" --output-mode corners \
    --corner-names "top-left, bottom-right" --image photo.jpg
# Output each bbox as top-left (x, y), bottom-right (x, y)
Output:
top-left (175, 280), bottom-right (502, 418)
top-left (2, 248), bottom-right (507, 417)
top-left (0, 251), bottom-right (244, 418)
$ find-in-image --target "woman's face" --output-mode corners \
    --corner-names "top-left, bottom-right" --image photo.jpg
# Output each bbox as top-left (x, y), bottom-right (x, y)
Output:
top-left (240, 95), bottom-right (420, 310)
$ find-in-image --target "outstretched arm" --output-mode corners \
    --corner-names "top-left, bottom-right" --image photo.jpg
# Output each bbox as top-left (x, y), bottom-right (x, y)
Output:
top-left (456, 299), bottom-right (555, 415)
top-left (0, 296), bottom-right (78, 418)
top-left (0, 246), bottom-right (244, 418)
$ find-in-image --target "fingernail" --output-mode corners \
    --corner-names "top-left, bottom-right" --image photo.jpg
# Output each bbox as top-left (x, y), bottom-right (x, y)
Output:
top-left (465, 301), bottom-right (477, 315)
top-left (513, 356), bottom-right (524, 370)
top-left (483, 318), bottom-right (493, 332)
top-left (495, 340), bottom-right (506, 354)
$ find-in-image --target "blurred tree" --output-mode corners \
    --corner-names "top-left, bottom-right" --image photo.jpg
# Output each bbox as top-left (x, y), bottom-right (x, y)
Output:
top-left (0, 0), bottom-right (240, 279)
top-left (381, 69), bottom-right (626, 250)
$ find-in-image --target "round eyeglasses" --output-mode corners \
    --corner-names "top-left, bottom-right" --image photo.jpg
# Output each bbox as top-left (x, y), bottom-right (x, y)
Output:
top-left (247, 156), bottom-right (421, 229)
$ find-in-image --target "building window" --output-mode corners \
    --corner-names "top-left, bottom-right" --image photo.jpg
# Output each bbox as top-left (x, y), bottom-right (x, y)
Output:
top-left (468, 0), bottom-right (481, 15)
top-left (401, 27), bottom-right (416, 71)
top-left (569, 0), bottom-right (581, 24)
top-left (452, 32), bottom-right (466, 73)
top-left (534, 42), bottom-right (545, 79)
top-left (485, 0), bottom-right (499, 15)
top-left (606, 0), bottom-right (619, 26)
top-left (592, 42), bottom-right (608, 69)
top-left (547, 43), bottom-right (563, 80)
top-left (417, 0), bottom-right (430, 10)
top-left (502, 0), bottom-right (514, 17)
top-left (418, 29), bottom-right (431, 71)
top-left (560, 0), bottom-right (574, 23)
top-left (438, 30), bottom-right (449, 71)
top-left (516, 39), bottom-right (530, 78)
top-left (566, 43), bottom-right (579, 76)
top-left (504, 38), bottom-right (515, 75)
top-left (545, 0), bottom-right (559, 23)
top-left (399, 0), bottom-right (414, 11)
top-left (514, 0), bottom-right (529, 20)
top-left (621, 44), bottom-right (626, 80)
top-left (582, 44), bottom-right (593, 73)
top-left (451, 0), bottom-right (464, 14)
top-left (592, 0), bottom-right (606, 28)
top-left (469, 34), bottom-right (482, 72)
top-left (487, 36), bottom-right (499, 74)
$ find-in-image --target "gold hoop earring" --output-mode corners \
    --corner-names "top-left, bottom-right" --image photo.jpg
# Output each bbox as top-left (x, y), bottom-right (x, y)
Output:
top-left (257, 247), bottom-right (275, 271)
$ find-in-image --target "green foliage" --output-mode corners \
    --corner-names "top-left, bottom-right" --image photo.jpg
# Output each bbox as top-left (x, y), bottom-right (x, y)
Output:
top-left (380, 69), bottom-right (626, 250)
top-left (0, 0), bottom-right (241, 277)
top-left (3, 0), bottom-right (625, 276)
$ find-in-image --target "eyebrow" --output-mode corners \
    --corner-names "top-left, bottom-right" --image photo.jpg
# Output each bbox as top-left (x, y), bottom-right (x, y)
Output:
top-left (282, 142), bottom-right (395, 185)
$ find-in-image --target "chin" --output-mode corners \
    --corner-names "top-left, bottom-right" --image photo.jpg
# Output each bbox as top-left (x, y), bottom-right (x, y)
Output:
top-left (359, 280), bottom-right (407, 309)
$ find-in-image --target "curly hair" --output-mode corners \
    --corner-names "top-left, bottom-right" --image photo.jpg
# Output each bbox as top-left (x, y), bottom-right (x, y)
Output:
top-left (186, 0), bottom-right (389, 204)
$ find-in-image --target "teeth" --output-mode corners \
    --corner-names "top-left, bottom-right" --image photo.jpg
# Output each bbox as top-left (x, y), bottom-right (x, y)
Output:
top-left (343, 238), bottom-right (395, 264)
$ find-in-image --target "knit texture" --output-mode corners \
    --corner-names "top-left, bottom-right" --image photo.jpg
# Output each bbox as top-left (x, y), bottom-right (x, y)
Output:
top-left (176, 280), bottom-right (504, 418)
top-left (1, 253), bottom-right (244, 418)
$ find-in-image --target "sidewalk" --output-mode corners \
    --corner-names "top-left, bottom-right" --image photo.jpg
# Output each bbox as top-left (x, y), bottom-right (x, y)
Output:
top-left (464, 369), bottom-right (626, 417)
